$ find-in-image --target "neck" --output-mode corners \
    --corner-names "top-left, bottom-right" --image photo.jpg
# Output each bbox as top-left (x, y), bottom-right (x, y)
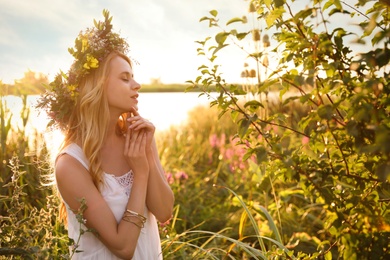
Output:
top-left (104, 115), bottom-right (123, 147)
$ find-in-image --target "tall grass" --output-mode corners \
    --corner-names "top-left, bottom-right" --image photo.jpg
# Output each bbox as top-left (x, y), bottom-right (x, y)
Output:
top-left (1, 91), bottom-right (306, 259)
top-left (0, 156), bottom-right (69, 259)
top-left (157, 104), bottom-right (300, 259)
top-left (0, 91), bottom-right (70, 258)
top-left (1, 94), bottom-right (50, 214)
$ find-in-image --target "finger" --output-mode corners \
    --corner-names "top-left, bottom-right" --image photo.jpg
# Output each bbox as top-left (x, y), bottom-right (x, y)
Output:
top-left (132, 129), bottom-right (144, 154)
top-left (127, 115), bottom-right (141, 125)
top-left (129, 120), bottom-right (152, 131)
top-left (136, 124), bottom-right (155, 134)
top-left (139, 130), bottom-right (147, 153)
top-left (129, 129), bottom-right (141, 154)
top-left (124, 127), bottom-right (131, 155)
top-left (131, 106), bottom-right (140, 117)
top-left (128, 116), bottom-right (152, 126)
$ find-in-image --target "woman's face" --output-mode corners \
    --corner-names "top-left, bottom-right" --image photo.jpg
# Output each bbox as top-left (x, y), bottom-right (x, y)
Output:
top-left (105, 56), bottom-right (141, 115)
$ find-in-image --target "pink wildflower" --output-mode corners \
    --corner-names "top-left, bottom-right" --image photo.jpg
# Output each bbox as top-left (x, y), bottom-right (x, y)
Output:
top-left (165, 172), bottom-right (174, 184)
top-left (220, 133), bottom-right (226, 146)
top-left (159, 219), bottom-right (171, 227)
top-left (225, 148), bottom-right (235, 160)
top-left (209, 134), bottom-right (219, 148)
top-left (175, 171), bottom-right (188, 181)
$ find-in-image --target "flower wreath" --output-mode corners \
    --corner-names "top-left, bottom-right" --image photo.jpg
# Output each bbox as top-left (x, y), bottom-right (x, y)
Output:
top-left (37, 9), bottom-right (130, 130)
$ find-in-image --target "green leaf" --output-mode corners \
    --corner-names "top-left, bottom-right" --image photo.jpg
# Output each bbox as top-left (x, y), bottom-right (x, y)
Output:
top-left (255, 146), bottom-right (268, 163)
top-left (255, 205), bottom-right (282, 243)
top-left (236, 32), bottom-right (249, 40)
top-left (299, 94), bottom-right (312, 103)
top-left (215, 32), bottom-right (229, 45)
top-left (295, 8), bottom-right (313, 21)
top-left (334, 0), bottom-right (342, 10)
top-left (364, 12), bottom-right (378, 37)
top-left (212, 44), bottom-right (229, 56)
top-left (226, 16), bottom-right (247, 26)
top-left (325, 251), bottom-right (332, 260)
top-left (265, 8), bottom-right (285, 28)
top-left (377, 162), bottom-right (390, 182)
top-left (199, 16), bottom-right (210, 22)
top-left (275, 0), bottom-right (285, 8)
top-left (210, 10), bottom-right (218, 17)
top-left (293, 75), bottom-right (305, 86)
top-left (197, 65), bottom-right (208, 70)
top-left (230, 109), bottom-right (240, 123)
top-left (243, 149), bottom-right (255, 161)
top-left (238, 118), bottom-right (251, 138)
top-left (375, 125), bottom-right (390, 154)
top-left (317, 104), bottom-right (333, 120)
top-left (323, 0), bottom-right (333, 10)
top-left (244, 100), bottom-right (264, 108)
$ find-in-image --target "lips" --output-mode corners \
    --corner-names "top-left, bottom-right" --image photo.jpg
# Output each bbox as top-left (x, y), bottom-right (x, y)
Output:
top-left (131, 94), bottom-right (139, 102)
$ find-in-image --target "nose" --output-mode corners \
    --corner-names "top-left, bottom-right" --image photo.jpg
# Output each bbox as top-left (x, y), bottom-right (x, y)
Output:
top-left (131, 80), bottom-right (141, 90)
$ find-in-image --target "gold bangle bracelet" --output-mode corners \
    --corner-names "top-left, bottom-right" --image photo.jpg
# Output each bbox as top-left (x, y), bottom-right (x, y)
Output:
top-left (123, 213), bottom-right (146, 226)
top-left (124, 209), bottom-right (147, 223)
top-left (122, 216), bottom-right (144, 228)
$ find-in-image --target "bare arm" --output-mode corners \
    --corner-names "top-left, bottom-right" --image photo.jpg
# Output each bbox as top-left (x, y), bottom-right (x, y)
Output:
top-left (56, 129), bottom-right (149, 259)
top-left (145, 138), bottom-right (175, 223)
top-left (127, 110), bottom-right (174, 223)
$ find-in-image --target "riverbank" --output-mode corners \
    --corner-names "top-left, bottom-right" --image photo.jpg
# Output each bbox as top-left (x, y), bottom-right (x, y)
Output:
top-left (1, 82), bottom-right (216, 95)
top-left (140, 83), bottom-right (199, 92)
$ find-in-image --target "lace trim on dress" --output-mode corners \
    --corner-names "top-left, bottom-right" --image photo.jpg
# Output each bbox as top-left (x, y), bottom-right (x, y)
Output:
top-left (111, 171), bottom-right (133, 197)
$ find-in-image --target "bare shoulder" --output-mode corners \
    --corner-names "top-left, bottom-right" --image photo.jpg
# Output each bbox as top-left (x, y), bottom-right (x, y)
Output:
top-left (55, 153), bottom-right (89, 180)
top-left (55, 153), bottom-right (120, 241)
top-left (55, 153), bottom-right (96, 211)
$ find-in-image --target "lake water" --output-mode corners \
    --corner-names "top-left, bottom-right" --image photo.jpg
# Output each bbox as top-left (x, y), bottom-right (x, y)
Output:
top-left (3, 92), bottom-right (215, 157)
top-left (3, 92), bottom-right (214, 132)
top-left (3, 91), bottom-right (283, 158)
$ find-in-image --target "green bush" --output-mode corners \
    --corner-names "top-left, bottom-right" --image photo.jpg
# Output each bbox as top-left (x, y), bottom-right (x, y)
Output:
top-left (186, 0), bottom-right (390, 258)
top-left (158, 103), bottom-right (303, 258)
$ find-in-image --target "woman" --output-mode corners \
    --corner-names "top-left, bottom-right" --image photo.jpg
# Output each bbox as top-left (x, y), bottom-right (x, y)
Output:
top-left (39, 10), bottom-right (174, 259)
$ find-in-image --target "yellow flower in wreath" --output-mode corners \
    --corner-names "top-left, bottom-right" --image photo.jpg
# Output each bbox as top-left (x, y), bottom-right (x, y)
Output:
top-left (81, 38), bottom-right (89, 53)
top-left (83, 54), bottom-right (99, 69)
top-left (67, 84), bottom-right (78, 99)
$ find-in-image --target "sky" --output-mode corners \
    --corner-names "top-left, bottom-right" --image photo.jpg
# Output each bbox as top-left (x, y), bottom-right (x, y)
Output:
top-left (0, 0), bottom-right (373, 85)
top-left (0, 0), bottom-right (251, 85)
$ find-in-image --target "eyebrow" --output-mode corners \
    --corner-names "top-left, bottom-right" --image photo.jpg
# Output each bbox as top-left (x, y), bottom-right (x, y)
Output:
top-left (120, 71), bottom-right (134, 78)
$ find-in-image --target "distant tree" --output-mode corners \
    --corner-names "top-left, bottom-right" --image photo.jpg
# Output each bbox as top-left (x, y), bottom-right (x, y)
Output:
top-left (150, 77), bottom-right (163, 86)
top-left (12, 70), bottom-right (48, 95)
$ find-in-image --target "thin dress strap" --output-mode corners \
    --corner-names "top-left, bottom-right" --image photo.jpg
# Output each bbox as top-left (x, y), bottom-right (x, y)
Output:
top-left (57, 143), bottom-right (89, 170)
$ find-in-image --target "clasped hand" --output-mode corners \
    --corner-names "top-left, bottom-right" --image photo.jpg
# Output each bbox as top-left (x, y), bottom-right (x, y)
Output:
top-left (124, 108), bottom-right (155, 175)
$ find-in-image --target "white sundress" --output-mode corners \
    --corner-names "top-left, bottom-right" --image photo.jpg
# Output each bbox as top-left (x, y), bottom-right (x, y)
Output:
top-left (59, 143), bottom-right (163, 260)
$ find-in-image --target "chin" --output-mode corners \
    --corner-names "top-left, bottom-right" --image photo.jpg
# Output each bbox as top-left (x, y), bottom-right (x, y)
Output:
top-left (127, 105), bottom-right (138, 113)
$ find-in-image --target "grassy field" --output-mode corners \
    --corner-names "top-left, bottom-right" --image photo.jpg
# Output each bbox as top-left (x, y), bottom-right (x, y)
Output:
top-left (1, 83), bottom-right (213, 95)
top-left (139, 83), bottom-right (196, 92)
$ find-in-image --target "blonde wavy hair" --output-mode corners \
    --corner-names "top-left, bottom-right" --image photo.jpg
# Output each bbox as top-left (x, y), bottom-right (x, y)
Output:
top-left (58, 51), bottom-right (130, 222)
